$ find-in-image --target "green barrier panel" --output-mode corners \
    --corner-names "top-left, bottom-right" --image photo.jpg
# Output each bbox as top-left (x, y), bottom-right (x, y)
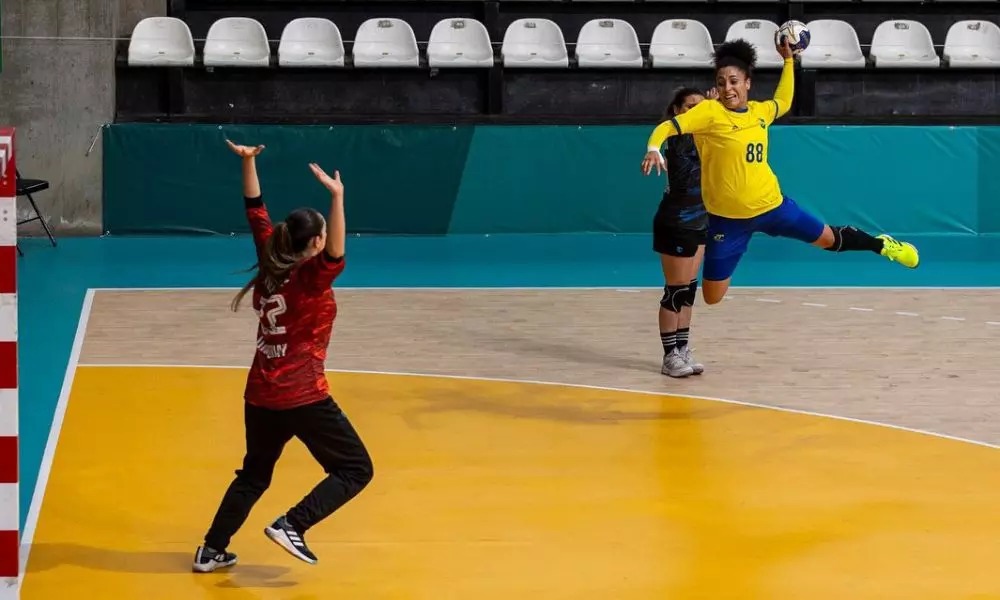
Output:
top-left (104, 123), bottom-right (999, 236)
top-left (104, 123), bottom-right (474, 234)
top-left (450, 125), bottom-right (664, 234)
top-left (976, 128), bottom-right (1000, 235)
top-left (769, 126), bottom-right (979, 235)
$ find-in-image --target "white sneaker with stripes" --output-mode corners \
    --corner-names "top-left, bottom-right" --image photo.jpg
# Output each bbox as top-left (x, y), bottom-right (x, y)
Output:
top-left (192, 546), bottom-right (237, 573)
top-left (264, 515), bottom-right (318, 565)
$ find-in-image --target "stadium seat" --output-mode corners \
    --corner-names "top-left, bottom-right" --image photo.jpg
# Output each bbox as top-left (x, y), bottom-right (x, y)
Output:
top-left (278, 18), bottom-right (345, 67)
top-left (944, 20), bottom-right (1000, 67)
top-left (128, 17), bottom-right (195, 66)
top-left (203, 17), bottom-right (271, 67)
top-left (725, 20), bottom-right (783, 68)
top-left (501, 19), bottom-right (569, 68)
top-left (575, 19), bottom-right (643, 68)
top-left (428, 18), bottom-right (494, 68)
top-left (870, 20), bottom-right (940, 68)
top-left (353, 18), bottom-right (420, 68)
top-left (649, 19), bottom-right (714, 68)
top-left (801, 20), bottom-right (866, 68)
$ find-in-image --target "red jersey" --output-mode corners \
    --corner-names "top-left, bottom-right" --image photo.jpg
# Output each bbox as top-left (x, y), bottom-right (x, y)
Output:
top-left (242, 196), bottom-right (345, 409)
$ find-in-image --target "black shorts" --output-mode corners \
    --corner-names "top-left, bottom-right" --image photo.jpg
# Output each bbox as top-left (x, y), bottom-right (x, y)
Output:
top-left (653, 221), bottom-right (707, 257)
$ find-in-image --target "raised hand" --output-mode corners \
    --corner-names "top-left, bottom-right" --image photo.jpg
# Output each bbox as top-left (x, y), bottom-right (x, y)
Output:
top-left (776, 37), bottom-right (794, 60)
top-left (309, 163), bottom-right (344, 197)
top-left (226, 139), bottom-right (265, 159)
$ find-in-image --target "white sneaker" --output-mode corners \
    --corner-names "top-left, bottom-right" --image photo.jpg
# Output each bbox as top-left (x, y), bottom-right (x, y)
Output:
top-left (682, 347), bottom-right (704, 375)
top-left (661, 349), bottom-right (694, 378)
top-left (192, 546), bottom-right (237, 573)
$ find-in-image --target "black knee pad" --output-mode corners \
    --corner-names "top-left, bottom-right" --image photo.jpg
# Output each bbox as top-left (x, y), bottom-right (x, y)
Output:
top-left (660, 284), bottom-right (688, 313)
top-left (684, 279), bottom-right (698, 307)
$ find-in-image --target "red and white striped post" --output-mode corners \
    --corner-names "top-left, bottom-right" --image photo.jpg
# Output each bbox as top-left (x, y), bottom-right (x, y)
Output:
top-left (0, 128), bottom-right (19, 584)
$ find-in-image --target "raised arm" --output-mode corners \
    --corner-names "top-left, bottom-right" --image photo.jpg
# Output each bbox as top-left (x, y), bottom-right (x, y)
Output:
top-left (308, 163), bottom-right (345, 260)
top-left (771, 40), bottom-right (795, 122)
top-left (296, 163), bottom-right (348, 290)
top-left (226, 139), bottom-right (272, 252)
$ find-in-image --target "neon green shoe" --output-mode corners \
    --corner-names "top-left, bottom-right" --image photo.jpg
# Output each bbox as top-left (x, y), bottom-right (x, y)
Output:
top-left (877, 234), bottom-right (919, 268)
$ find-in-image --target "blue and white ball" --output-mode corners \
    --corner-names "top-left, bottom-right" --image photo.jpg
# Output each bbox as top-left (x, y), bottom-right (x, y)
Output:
top-left (775, 20), bottom-right (811, 56)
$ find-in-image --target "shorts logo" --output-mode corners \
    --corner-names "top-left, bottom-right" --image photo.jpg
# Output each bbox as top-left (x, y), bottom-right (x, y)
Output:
top-left (713, 233), bottom-right (725, 242)
top-left (676, 246), bottom-right (684, 254)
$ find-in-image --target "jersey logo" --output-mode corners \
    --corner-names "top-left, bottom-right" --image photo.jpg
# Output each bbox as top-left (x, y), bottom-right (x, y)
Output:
top-left (759, 118), bottom-right (766, 129)
top-left (731, 125), bottom-right (739, 131)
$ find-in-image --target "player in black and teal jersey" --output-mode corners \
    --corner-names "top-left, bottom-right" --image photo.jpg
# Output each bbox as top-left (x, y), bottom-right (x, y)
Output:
top-left (651, 87), bottom-right (715, 378)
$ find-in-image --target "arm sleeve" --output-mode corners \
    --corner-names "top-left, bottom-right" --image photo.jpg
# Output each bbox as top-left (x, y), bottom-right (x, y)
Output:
top-left (299, 251), bottom-right (346, 291)
top-left (768, 58), bottom-right (795, 124)
top-left (244, 195), bottom-right (273, 258)
top-left (646, 101), bottom-right (716, 151)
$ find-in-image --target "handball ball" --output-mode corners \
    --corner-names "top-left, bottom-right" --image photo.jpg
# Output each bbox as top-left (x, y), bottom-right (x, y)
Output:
top-left (775, 20), bottom-right (810, 55)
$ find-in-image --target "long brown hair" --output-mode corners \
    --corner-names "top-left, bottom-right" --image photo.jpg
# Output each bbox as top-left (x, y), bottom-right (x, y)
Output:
top-left (232, 207), bottom-right (326, 311)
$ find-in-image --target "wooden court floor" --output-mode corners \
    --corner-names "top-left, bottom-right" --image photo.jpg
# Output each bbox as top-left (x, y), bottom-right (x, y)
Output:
top-left (20, 288), bottom-right (1000, 599)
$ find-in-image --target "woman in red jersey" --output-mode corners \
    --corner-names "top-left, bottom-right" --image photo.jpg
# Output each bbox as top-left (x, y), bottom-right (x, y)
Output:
top-left (193, 140), bottom-right (373, 573)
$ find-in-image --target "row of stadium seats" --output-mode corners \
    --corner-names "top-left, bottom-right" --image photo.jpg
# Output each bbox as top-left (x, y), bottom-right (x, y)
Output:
top-left (128, 16), bottom-right (1000, 69)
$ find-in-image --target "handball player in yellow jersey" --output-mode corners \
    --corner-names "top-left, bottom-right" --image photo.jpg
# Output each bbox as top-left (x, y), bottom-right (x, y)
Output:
top-left (641, 38), bottom-right (919, 305)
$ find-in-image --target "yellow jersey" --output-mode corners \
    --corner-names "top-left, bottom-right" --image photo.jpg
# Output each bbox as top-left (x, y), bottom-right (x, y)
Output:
top-left (646, 58), bottom-right (795, 220)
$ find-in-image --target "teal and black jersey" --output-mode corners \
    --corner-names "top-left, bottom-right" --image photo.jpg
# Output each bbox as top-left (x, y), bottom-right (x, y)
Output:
top-left (656, 134), bottom-right (707, 231)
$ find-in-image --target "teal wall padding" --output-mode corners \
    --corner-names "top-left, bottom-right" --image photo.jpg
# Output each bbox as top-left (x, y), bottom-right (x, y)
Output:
top-left (104, 124), bottom-right (1000, 236)
top-left (104, 123), bottom-right (475, 235)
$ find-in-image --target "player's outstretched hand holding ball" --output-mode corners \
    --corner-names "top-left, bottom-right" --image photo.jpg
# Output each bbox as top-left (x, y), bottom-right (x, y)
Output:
top-left (774, 20), bottom-right (810, 58)
top-left (226, 139), bottom-right (265, 159)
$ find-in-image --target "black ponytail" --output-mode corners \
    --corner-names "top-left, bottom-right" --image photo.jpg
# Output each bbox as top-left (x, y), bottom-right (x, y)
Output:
top-left (664, 87), bottom-right (706, 120)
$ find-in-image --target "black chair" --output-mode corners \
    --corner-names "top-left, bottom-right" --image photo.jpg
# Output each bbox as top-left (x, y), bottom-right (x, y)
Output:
top-left (15, 168), bottom-right (56, 257)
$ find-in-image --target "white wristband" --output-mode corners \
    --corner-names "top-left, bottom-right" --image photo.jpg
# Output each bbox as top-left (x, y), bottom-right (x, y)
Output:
top-left (647, 146), bottom-right (660, 153)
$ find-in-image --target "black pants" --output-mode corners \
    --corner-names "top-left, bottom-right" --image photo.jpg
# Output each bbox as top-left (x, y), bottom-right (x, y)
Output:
top-left (204, 397), bottom-right (374, 551)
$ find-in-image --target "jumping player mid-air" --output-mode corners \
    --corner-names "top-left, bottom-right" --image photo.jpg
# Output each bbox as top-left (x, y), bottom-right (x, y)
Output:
top-left (652, 87), bottom-right (716, 378)
top-left (641, 38), bottom-right (919, 306)
top-left (193, 140), bottom-right (374, 573)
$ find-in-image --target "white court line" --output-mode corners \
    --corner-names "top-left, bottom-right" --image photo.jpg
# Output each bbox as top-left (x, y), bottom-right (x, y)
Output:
top-left (896, 311), bottom-right (920, 317)
top-left (849, 307), bottom-right (875, 312)
top-left (19, 290), bottom-right (95, 586)
top-left (802, 302), bottom-right (827, 308)
top-left (941, 316), bottom-right (966, 321)
top-left (75, 362), bottom-right (999, 450)
top-left (755, 298), bottom-right (782, 303)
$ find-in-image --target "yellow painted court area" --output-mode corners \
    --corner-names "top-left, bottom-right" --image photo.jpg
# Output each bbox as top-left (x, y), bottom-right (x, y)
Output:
top-left (22, 366), bottom-right (1000, 599)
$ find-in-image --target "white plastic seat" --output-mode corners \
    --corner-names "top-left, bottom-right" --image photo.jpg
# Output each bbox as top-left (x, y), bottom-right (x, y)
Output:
top-left (502, 19), bottom-right (569, 68)
top-left (278, 18), bottom-right (345, 67)
top-left (944, 20), bottom-right (1000, 67)
top-left (725, 20), bottom-right (783, 68)
top-left (575, 19), bottom-right (643, 68)
top-left (428, 18), bottom-right (493, 68)
top-left (128, 17), bottom-right (195, 66)
top-left (203, 17), bottom-right (270, 67)
top-left (800, 20), bottom-right (866, 68)
top-left (353, 18), bottom-right (420, 68)
top-left (650, 19), bottom-right (714, 68)
top-left (870, 20), bottom-right (940, 68)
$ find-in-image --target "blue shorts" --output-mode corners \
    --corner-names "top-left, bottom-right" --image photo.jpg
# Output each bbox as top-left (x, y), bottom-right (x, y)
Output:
top-left (703, 196), bottom-right (825, 282)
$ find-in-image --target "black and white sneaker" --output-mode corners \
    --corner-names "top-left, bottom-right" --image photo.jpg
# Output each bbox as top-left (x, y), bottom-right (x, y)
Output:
top-left (192, 546), bottom-right (238, 573)
top-left (264, 515), bottom-right (318, 565)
